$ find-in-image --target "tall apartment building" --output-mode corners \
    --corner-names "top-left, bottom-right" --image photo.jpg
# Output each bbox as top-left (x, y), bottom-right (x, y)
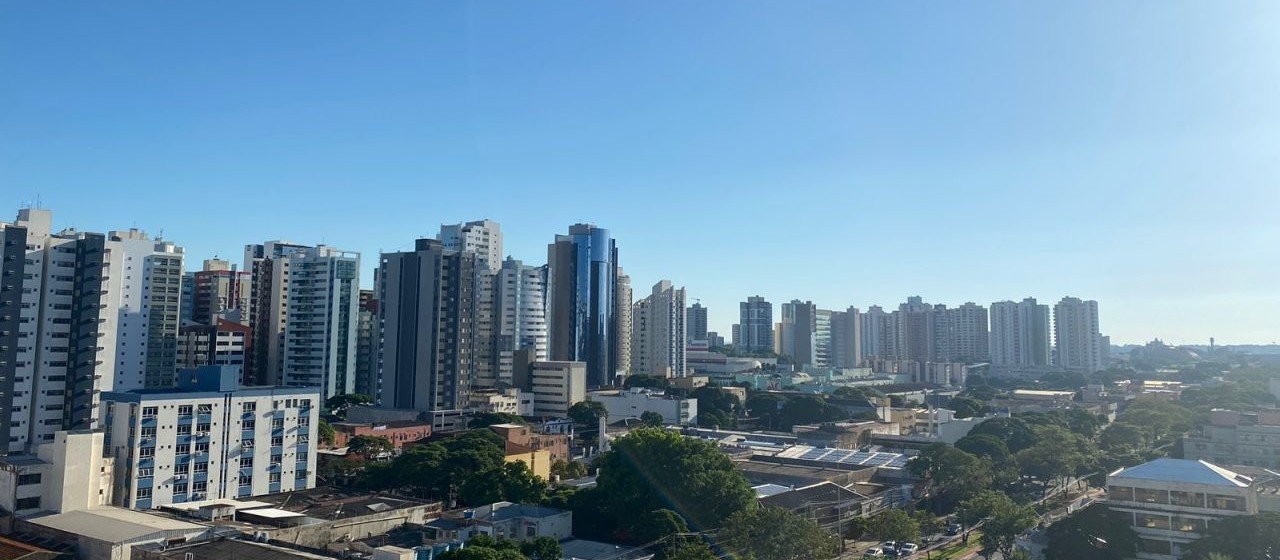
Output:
top-left (737, 296), bottom-right (774, 354)
top-left (686, 303), bottom-right (708, 344)
top-left (893, 296), bottom-right (934, 363)
top-left (630, 281), bottom-right (687, 378)
top-left (814, 308), bottom-right (832, 367)
top-left (180, 271), bottom-right (195, 324)
top-left (243, 242), bottom-right (359, 397)
top-left (989, 298), bottom-right (1051, 368)
top-left (355, 289), bottom-right (378, 396)
top-left (377, 239), bottom-right (478, 412)
top-left (615, 268), bottom-right (632, 378)
top-left (778, 300), bottom-right (817, 366)
top-left (281, 246), bottom-right (359, 399)
top-left (102, 365), bottom-right (319, 509)
top-left (494, 258), bottom-right (549, 384)
top-left (0, 209), bottom-right (184, 453)
top-left (860, 305), bottom-right (894, 360)
top-left (941, 302), bottom-right (989, 363)
top-left (189, 258), bottom-right (251, 326)
top-left (1053, 296), bottom-right (1105, 373)
top-left (439, 219), bottom-right (503, 272)
top-left (1182, 409), bottom-right (1280, 470)
top-left (547, 224), bottom-right (620, 387)
top-left (177, 319), bottom-right (251, 371)
top-left (830, 306), bottom-right (863, 368)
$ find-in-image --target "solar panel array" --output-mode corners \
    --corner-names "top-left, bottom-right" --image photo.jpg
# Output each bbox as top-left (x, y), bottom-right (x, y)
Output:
top-left (791, 447), bottom-right (910, 468)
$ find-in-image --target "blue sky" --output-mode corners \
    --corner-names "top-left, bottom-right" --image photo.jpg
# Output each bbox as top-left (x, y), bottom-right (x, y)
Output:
top-left (2, 1), bottom-right (1277, 344)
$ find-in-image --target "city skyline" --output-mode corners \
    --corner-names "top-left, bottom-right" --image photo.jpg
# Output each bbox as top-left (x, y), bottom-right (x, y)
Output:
top-left (4, 2), bottom-right (1278, 345)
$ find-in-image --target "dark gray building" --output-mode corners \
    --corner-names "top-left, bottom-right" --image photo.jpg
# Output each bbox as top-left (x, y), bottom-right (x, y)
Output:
top-left (687, 303), bottom-right (708, 343)
top-left (738, 296), bottom-right (773, 354)
top-left (547, 224), bottom-right (619, 387)
top-left (377, 239), bottom-right (478, 412)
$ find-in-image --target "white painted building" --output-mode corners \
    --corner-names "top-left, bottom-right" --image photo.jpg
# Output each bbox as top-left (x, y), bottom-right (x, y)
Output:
top-left (630, 280), bottom-right (687, 378)
top-left (281, 246), bottom-right (360, 399)
top-left (1053, 296), bottom-right (1105, 373)
top-left (588, 388), bottom-right (697, 426)
top-left (471, 389), bottom-right (535, 416)
top-left (495, 257), bottom-right (549, 383)
top-left (0, 430), bottom-right (115, 516)
top-left (101, 366), bottom-right (319, 510)
top-left (529, 361), bottom-right (587, 417)
top-left (1107, 458), bottom-right (1261, 560)
top-left (111, 228), bottom-right (185, 389)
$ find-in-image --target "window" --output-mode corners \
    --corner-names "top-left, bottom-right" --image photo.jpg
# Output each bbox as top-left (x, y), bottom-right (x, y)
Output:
top-left (243, 420), bottom-right (256, 430)
top-left (243, 440), bottom-right (255, 449)
top-left (175, 463), bottom-right (190, 475)
top-left (193, 481), bottom-right (207, 492)
top-left (174, 482), bottom-right (188, 494)
top-left (1136, 513), bottom-right (1170, 530)
top-left (177, 424), bottom-right (191, 435)
top-left (137, 468), bottom-right (153, 478)
top-left (1139, 539), bottom-right (1172, 556)
top-left (193, 462), bottom-right (208, 473)
top-left (240, 475), bottom-right (252, 486)
top-left (271, 453), bottom-right (283, 464)
top-left (195, 443), bottom-right (209, 453)
top-left (1172, 516), bottom-right (1207, 533)
top-left (178, 405), bottom-right (192, 415)
top-left (242, 402), bottom-right (256, 413)
top-left (298, 416), bottom-right (310, 427)
top-left (271, 418), bottom-right (284, 429)
top-left (142, 406), bottom-right (158, 417)
top-left (1170, 490), bottom-right (1205, 508)
top-left (1134, 488), bottom-right (1167, 504)
top-left (241, 456), bottom-right (254, 468)
top-left (298, 435), bottom-right (309, 444)
top-left (197, 404), bottom-right (213, 414)
top-left (298, 451), bottom-right (309, 462)
top-left (17, 473), bottom-right (41, 486)
top-left (176, 444), bottom-right (191, 455)
top-left (136, 487), bottom-right (151, 499)
top-left (140, 426), bottom-right (156, 438)
top-left (15, 497), bottom-right (40, 510)
top-left (269, 473), bottom-right (281, 484)
top-left (1208, 494), bottom-right (1245, 511)
top-left (271, 436), bottom-right (283, 446)
top-left (139, 447), bottom-right (155, 458)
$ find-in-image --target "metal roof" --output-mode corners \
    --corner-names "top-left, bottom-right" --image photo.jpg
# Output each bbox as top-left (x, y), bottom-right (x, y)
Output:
top-left (26, 507), bottom-right (207, 543)
top-left (1111, 458), bottom-right (1252, 487)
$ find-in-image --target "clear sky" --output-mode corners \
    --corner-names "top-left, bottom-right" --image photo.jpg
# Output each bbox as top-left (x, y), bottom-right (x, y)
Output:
top-left (2, 2), bottom-right (1278, 345)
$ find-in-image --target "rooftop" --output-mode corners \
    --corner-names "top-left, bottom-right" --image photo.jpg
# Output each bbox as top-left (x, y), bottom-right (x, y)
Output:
top-left (560, 538), bottom-right (654, 560)
top-left (135, 538), bottom-right (332, 560)
top-left (752, 484), bottom-right (793, 498)
top-left (759, 481), bottom-right (867, 510)
top-left (25, 507), bottom-right (208, 543)
top-left (1110, 458), bottom-right (1253, 488)
top-left (772, 446), bottom-right (911, 469)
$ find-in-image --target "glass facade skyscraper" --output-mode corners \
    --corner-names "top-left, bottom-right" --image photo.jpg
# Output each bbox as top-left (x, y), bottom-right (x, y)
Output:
top-left (548, 224), bottom-right (619, 387)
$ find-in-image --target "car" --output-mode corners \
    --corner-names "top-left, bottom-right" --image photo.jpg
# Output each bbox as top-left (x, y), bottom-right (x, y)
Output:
top-left (898, 543), bottom-right (920, 556)
top-left (880, 542), bottom-right (900, 557)
top-left (946, 522), bottom-right (963, 535)
top-left (863, 549), bottom-right (885, 558)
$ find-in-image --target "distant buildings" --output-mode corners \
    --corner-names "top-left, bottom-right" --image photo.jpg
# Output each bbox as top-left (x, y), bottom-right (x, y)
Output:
top-left (1183, 409), bottom-right (1280, 470)
top-left (101, 365), bottom-right (319, 509)
top-left (1054, 296), bottom-right (1106, 373)
top-left (738, 296), bottom-right (774, 354)
top-left (687, 303), bottom-right (708, 344)
top-left (588, 389), bottom-right (697, 425)
top-left (830, 307), bottom-right (863, 369)
top-left (989, 298), bottom-right (1051, 368)
top-left (631, 280), bottom-right (687, 378)
top-left (547, 224), bottom-right (621, 387)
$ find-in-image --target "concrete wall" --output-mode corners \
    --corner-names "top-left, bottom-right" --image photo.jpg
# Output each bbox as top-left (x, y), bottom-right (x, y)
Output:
top-left (264, 503), bottom-right (442, 549)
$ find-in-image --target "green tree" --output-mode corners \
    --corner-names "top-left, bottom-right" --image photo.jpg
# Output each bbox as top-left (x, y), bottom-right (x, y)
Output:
top-left (470, 412), bottom-right (527, 428)
top-left (459, 460), bottom-right (547, 506)
top-left (594, 428), bottom-right (755, 532)
top-left (833, 386), bottom-right (884, 402)
top-left (1015, 425), bottom-right (1095, 492)
top-left (1186, 513), bottom-right (1280, 560)
top-left (519, 537), bottom-right (562, 560)
top-left (913, 510), bottom-right (943, 537)
top-left (968, 417), bottom-right (1038, 453)
top-left (947, 396), bottom-right (990, 419)
top-left (746, 393), bottom-right (786, 430)
top-left (550, 459), bottom-right (589, 480)
top-left (631, 508), bottom-right (689, 544)
top-left (318, 418), bottom-right (336, 446)
top-left (719, 506), bottom-right (839, 560)
top-left (361, 430), bottom-right (506, 499)
top-left (957, 491), bottom-right (1036, 560)
top-left (655, 538), bottom-right (718, 560)
top-left (625, 374), bottom-right (670, 389)
top-left (325, 393), bottom-right (373, 417)
top-left (865, 509), bottom-right (920, 543)
top-left (778, 395), bottom-right (848, 429)
top-left (569, 400), bottom-right (608, 426)
top-left (640, 411), bottom-right (666, 427)
top-left (347, 435), bottom-right (394, 459)
top-left (909, 444), bottom-right (994, 512)
top-left (691, 386), bottom-right (741, 429)
top-left (954, 434), bottom-right (1012, 465)
top-left (1042, 504), bottom-right (1137, 560)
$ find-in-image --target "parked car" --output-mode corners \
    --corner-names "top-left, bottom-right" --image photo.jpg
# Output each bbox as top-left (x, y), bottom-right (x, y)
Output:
top-left (898, 542), bottom-right (920, 556)
top-left (881, 542), bottom-right (900, 557)
top-left (946, 522), bottom-right (963, 535)
top-left (863, 548), bottom-right (885, 558)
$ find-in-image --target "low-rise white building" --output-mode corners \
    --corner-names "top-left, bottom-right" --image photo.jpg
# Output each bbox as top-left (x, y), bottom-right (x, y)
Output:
top-left (471, 389), bottom-right (535, 416)
top-left (588, 388), bottom-right (697, 426)
top-left (1107, 458), bottom-right (1264, 560)
top-left (0, 430), bottom-right (114, 516)
top-left (101, 365), bottom-right (320, 510)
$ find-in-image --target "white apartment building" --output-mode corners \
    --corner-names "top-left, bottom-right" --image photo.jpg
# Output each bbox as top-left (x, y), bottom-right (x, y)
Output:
top-left (1054, 296), bottom-right (1105, 373)
top-left (588, 388), bottom-right (697, 426)
top-left (529, 361), bottom-right (586, 417)
top-left (989, 298), bottom-right (1051, 368)
top-left (439, 219), bottom-right (503, 272)
top-left (630, 280), bottom-right (687, 378)
top-left (1107, 458), bottom-right (1262, 560)
top-left (281, 246), bottom-right (360, 399)
top-left (614, 269), bottom-right (632, 377)
top-left (471, 389), bottom-right (535, 416)
top-left (495, 258), bottom-right (549, 384)
top-left (0, 430), bottom-right (115, 516)
top-left (0, 208), bottom-right (183, 453)
top-left (102, 366), bottom-right (319, 510)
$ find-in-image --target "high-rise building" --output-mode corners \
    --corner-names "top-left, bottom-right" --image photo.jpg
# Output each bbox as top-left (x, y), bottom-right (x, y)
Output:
top-left (244, 242), bottom-right (359, 397)
top-left (631, 281), bottom-right (687, 378)
top-left (942, 302), bottom-right (989, 363)
top-left (1056, 297), bottom-right (1105, 372)
top-left (180, 271), bottom-right (195, 324)
top-left (281, 246), bottom-right (360, 399)
top-left (1054, 297), bottom-right (1105, 373)
top-left (830, 306), bottom-right (863, 368)
top-left (177, 319), bottom-right (251, 371)
top-left (686, 303), bottom-right (708, 344)
top-left (814, 308), bottom-right (833, 367)
top-left (989, 298), bottom-right (1051, 368)
top-left (102, 366), bottom-right (319, 509)
top-left (190, 258), bottom-right (251, 326)
top-left (731, 324), bottom-right (742, 347)
top-left (494, 257), bottom-right (549, 383)
top-left (378, 239), bottom-right (478, 412)
top-left (893, 296), bottom-right (934, 363)
top-left (737, 296), bottom-right (773, 354)
top-left (614, 268), bottom-right (632, 378)
top-left (779, 300), bottom-right (817, 366)
top-left (547, 224), bottom-right (620, 387)
top-left (438, 219), bottom-right (503, 273)
top-left (354, 289), bottom-right (378, 396)
top-left (860, 305), bottom-right (893, 360)
top-left (0, 209), bottom-right (186, 453)
top-left (110, 228), bottom-right (185, 389)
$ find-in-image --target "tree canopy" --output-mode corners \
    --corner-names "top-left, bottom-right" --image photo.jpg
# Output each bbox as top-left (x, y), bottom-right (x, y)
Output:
top-left (459, 461), bottom-right (547, 506)
top-left (865, 509), bottom-right (920, 543)
top-left (325, 393), bottom-right (373, 418)
top-left (1042, 504), bottom-right (1137, 560)
top-left (470, 412), bottom-right (527, 429)
top-left (718, 506), bottom-right (839, 560)
top-left (569, 400), bottom-right (608, 426)
top-left (1186, 513), bottom-right (1280, 560)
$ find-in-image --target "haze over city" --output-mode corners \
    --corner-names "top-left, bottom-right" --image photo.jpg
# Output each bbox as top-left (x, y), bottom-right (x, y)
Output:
top-left (3, 1), bottom-right (1278, 345)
